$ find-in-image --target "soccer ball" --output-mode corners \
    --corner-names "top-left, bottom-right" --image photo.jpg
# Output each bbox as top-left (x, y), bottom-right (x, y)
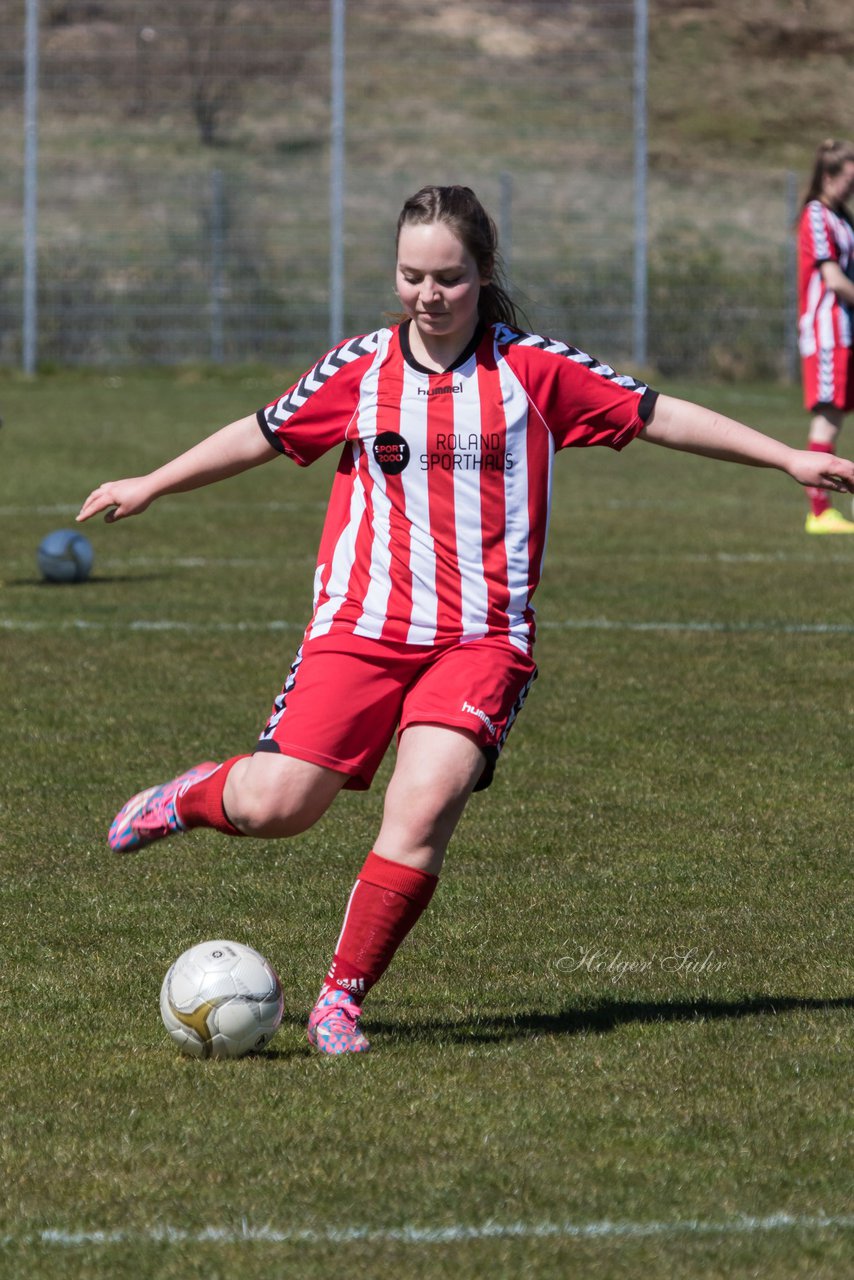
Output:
top-left (37, 528), bottom-right (94, 582)
top-left (160, 940), bottom-right (284, 1059)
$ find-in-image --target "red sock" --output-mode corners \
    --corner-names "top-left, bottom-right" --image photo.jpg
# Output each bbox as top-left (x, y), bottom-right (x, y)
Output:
top-left (808, 441), bottom-right (835, 516)
top-left (323, 851), bottom-right (439, 999)
top-left (175, 756), bottom-right (248, 836)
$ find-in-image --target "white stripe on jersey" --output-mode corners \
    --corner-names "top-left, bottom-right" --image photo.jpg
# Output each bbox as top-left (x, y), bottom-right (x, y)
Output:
top-left (799, 275), bottom-right (821, 356)
top-left (308, 444), bottom-right (368, 639)
top-left (451, 358), bottom-right (490, 642)
top-left (497, 348), bottom-right (544, 655)
top-left (353, 351), bottom-right (394, 639)
top-left (398, 360), bottom-right (438, 645)
top-left (817, 290), bottom-right (837, 350)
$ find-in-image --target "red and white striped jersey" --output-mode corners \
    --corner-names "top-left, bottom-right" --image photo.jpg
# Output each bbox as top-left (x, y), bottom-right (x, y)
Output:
top-left (258, 322), bottom-right (656, 655)
top-left (798, 200), bottom-right (854, 356)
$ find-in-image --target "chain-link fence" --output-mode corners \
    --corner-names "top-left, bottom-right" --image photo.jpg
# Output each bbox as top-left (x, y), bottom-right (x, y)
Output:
top-left (0, 0), bottom-right (799, 377)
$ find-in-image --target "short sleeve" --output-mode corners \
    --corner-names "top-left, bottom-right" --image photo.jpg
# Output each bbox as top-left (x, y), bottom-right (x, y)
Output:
top-left (800, 201), bottom-right (839, 267)
top-left (257, 331), bottom-right (386, 466)
top-left (499, 331), bottom-right (657, 452)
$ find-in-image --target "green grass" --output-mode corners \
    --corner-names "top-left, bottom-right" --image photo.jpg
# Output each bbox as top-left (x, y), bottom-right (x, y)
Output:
top-left (1, 370), bottom-right (852, 1279)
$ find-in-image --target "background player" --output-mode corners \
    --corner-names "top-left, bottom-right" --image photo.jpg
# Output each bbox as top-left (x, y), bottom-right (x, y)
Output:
top-left (797, 138), bottom-right (854, 533)
top-left (77, 185), bottom-right (854, 1055)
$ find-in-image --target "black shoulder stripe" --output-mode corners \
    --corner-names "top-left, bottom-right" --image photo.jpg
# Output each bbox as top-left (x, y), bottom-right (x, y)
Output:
top-left (264, 329), bottom-right (385, 430)
top-left (495, 323), bottom-right (651, 396)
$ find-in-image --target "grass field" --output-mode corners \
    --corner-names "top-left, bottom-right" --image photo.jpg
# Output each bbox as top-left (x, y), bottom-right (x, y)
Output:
top-left (1, 368), bottom-right (852, 1279)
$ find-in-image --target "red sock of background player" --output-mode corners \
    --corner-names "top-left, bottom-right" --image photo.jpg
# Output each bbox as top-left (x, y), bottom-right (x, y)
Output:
top-left (808, 441), bottom-right (834, 517)
top-left (322, 850), bottom-right (439, 1001)
top-left (174, 756), bottom-right (248, 835)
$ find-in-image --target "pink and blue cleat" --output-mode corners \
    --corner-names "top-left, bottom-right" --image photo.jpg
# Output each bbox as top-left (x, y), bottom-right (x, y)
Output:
top-left (108, 762), bottom-right (219, 853)
top-left (307, 988), bottom-right (371, 1055)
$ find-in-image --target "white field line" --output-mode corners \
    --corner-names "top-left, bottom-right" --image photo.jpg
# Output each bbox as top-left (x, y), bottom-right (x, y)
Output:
top-left (2, 505), bottom-right (853, 566)
top-left (539, 618), bottom-right (854, 635)
top-left (94, 551), bottom-right (854, 568)
top-left (4, 617), bottom-right (854, 636)
top-left (0, 504), bottom-right (83, 517)
top-left (8, 545), bottom-right (854, 568)
top-left (101, 556), bottom-right (286, 569)
top-left (0, 496), bottom-right (759, 518)
top-left (87, 551), bottom-right (854, 568)
top-left (0, 501), bottom-right (326, 518)
top-left (3, 1211), bottom-right (852, 1251)
top-left (0, 618), bottom-right (304, 633)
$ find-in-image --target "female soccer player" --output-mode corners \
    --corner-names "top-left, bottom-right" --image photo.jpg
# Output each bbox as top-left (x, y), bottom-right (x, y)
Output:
top-left (797, 138), bottom-right (854, 533)
top-left (78, 185), bottom-right (854, 1054)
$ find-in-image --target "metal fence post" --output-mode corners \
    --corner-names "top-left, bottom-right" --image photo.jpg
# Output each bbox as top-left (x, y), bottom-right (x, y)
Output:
top-left (633, 0), bottom-right (648, 369)
top-left (329, 0), bottom-right (345, 347)
top-left (499, 171), bottom-right (513, 290)
top-left (784, 170), bottom-right (799, 383)
top-left (23, 0), bottom-right (40, 376)
top-left (210, 168), bottom-right (225, 364)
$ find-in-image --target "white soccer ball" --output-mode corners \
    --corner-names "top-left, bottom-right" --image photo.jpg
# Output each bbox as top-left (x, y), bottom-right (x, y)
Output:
top-left (37, 528), bottom-right (94, 582)
top-left (160, 940), bottom-right (284, 1059)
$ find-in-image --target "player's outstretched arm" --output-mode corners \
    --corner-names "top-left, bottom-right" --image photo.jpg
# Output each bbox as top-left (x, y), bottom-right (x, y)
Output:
top-left (640, 394), bottom-right (854, 493)
top-left (77, 414), bottom-right (280, 524)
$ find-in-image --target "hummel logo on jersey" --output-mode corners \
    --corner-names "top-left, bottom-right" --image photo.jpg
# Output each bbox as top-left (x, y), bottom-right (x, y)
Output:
top-left (462, 700), bottom-right (497, 737)
top-left (417, 382), bottom-right (463, 396)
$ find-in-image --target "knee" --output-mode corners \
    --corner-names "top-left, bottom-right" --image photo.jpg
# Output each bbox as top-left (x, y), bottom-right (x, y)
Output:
top-left (227, 791), bottom-right (313, 838)
top-left (223, 757), bottom-right (337, 838)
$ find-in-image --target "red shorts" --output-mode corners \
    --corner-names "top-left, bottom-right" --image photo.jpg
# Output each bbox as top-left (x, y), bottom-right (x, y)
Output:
top-left (802, 347), bottom-right (854, 412)
top-left (254, 632), bottom-right (538, 791)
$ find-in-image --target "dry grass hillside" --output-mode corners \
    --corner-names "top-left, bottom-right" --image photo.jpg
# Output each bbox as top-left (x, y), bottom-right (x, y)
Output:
top-left (649, 0), bottom-right (854, 169)
top-left (0, 0), bottom-right (851, 369)
top-left (5, 0), bottom-right (852, 173)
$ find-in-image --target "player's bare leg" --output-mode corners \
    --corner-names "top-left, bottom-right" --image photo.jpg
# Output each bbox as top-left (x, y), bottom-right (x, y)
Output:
top-left (308, 724), bottom-right (486, 1054)
top-left (109, 753), bottom-right (347, 853)
top-left (373, 723), bottom-right (486, 873)
top-left (222, 753), bottom-right (348, 837)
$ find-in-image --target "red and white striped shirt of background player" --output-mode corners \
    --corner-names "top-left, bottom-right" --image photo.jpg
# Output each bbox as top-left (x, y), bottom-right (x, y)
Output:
top-left (798, 200), bottom-right (854, 369)
top-left (257, 323), bottom-right (658, 657)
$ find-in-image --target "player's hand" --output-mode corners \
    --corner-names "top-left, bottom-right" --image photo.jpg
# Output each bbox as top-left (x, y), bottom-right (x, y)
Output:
top-left (788, 450), bottom-right (854, 492)
top-left (76, 477), bottom-right (154, 524)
